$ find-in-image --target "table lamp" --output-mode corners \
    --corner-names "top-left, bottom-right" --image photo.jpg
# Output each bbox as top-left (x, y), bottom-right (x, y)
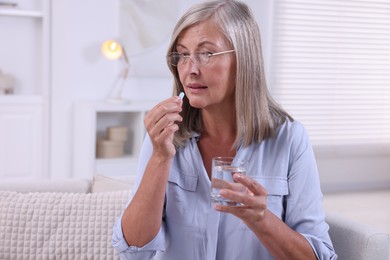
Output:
top-left (101, 39), bottom-right (130, 103)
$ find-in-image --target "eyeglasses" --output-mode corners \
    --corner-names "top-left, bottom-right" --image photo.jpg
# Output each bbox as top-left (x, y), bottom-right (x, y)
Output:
top-left (168, 50), bottom-right (235, 67)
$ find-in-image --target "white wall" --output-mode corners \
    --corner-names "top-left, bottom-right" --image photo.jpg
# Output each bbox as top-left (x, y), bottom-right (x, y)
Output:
top-left (315, 145), bottom-right (390, 192)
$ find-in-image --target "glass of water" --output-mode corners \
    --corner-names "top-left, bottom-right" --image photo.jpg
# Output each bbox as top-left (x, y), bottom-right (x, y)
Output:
top-left (211, 157), bottom-right (247, 206)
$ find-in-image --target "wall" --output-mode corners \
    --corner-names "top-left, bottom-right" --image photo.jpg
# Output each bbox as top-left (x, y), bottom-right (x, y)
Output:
top-left (315, 145), bottom-right (390, 192)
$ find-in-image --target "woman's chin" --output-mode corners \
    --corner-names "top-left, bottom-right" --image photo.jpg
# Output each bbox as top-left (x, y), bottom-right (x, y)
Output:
top-left (188, 100), bottom-right (206, 109)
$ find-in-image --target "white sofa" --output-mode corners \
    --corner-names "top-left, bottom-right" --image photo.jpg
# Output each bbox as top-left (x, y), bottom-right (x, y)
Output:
top-left (0, 175), bottom-right (133, 260)
top-left (326, 212), bottom-right (389, 260)
top-left (0, 176), bottom-right (389, 260)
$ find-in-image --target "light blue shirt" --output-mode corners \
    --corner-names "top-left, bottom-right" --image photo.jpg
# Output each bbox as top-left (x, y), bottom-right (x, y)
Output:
top-left (112, 120), bottom-right (337, 259)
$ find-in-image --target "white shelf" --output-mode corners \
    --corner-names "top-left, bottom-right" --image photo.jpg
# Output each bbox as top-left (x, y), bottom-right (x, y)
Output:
top-left (73, 101), bottom-right (155, 179)
top-left (0, 1), bottom-right (50, 97)
top-left (96, 154), bottom-right (136, 163)
top-left (0, 9), bottom-right (43, 18)
top-left (0, 0), bottom-right (50, 179)
top-left (96, 155), bottom-right (139, 177)
top-left (0, 95), bottom-right (43, 104)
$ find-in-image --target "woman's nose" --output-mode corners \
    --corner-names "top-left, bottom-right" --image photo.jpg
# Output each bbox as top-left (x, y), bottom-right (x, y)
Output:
top-left (183, 58), bottom-right (200, 76)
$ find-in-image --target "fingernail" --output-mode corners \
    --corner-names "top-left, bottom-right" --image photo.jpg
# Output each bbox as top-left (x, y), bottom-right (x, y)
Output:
top-left (234, 173), bottom-right (243, 179)
top-left (219, 190), bottom-right (227, 196)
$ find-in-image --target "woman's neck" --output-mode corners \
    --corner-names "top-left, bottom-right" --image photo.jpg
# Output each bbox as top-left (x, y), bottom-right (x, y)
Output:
top-left (200, 106), bottom-right (236, 141)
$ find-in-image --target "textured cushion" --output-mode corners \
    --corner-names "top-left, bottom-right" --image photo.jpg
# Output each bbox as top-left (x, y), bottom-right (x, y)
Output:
top-left (0, 190), bottom-right (130, 260)
top-left (91, 174), bottom-right (135, 193)
top-left (0, 179), bottom-right (91, 193)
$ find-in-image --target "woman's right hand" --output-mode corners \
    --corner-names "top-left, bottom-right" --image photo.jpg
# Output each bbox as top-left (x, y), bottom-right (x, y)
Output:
top-left (144, 95), bottom-right (183, 160)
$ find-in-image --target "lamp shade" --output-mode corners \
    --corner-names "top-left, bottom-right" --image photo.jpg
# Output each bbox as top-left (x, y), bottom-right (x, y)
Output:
top-left (101, 39), bottom-right (130, 103)
top-left (101, 40), bottom-right (123, 60)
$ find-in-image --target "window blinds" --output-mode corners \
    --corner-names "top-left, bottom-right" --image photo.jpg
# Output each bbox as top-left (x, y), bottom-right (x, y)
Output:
top-left (270, 0), bottom-right (390, 146)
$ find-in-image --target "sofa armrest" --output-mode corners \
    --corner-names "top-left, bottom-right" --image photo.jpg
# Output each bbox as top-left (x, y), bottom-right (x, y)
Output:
top-left (326, 212), bottom-right (390, 260)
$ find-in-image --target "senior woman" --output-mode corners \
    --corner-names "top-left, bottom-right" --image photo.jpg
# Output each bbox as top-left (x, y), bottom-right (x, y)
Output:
top-left (112, 1), bottom-right (337, 259)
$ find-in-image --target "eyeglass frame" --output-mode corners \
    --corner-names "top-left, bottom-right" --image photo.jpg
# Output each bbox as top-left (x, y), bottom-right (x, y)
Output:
top-left (167, 49), bottom-right (235, 67)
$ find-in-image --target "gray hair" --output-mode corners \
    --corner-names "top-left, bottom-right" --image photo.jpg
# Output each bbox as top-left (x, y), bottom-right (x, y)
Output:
top-left (167, 0), bottom-right (292, 148)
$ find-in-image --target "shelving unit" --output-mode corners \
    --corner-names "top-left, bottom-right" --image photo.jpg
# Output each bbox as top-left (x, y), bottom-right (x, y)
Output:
top-left (73, 101), bottom-right (156, 179)
top-left (0, 1), bottom-right (50, 95)
top-left (0, 0), bottom-right (50, 179)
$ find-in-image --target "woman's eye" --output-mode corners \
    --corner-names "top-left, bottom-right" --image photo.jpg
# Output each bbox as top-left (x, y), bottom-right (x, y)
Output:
top-left (201, 52), bottom-right (213, 59)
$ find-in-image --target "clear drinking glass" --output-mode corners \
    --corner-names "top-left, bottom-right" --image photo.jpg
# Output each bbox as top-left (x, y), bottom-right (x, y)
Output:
top-left (211, 157), bottom-right (247, 206)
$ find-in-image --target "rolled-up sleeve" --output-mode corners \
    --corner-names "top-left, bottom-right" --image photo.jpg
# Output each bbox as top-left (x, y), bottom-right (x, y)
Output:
top-left (111, 135), bottom-right (166, 259)
top-left (112, 216), bottom-right (166, 259)
top-left (284, 122), bottom-right (337, 259)
top-left (303, 234), bottom-right (337, 260)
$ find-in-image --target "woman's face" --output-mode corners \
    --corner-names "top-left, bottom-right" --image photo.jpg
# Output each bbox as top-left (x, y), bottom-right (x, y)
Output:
top-left (176, 21), bottom-right (236, 111)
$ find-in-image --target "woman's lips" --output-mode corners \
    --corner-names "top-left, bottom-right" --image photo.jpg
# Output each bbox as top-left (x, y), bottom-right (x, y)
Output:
top-left (187, 84), bottom-right (207, 89)
top-left (187, 84), bottom-right (207, 94)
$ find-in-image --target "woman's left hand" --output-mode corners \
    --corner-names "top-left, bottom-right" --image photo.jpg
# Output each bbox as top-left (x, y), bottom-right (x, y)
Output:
top-left (214, 173), bottom-right (268, 227)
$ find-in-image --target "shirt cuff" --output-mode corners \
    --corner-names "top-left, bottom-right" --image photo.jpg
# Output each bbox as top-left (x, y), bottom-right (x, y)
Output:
top-left (302, 233), bottom-right (337, 260)
top-left (112, 216), bottom-right (166, 255)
